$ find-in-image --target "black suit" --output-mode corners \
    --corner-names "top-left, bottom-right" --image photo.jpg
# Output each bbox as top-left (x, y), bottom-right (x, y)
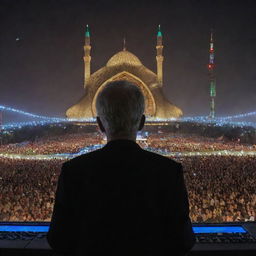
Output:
top-left (47, 139), bottom-right (195, 255)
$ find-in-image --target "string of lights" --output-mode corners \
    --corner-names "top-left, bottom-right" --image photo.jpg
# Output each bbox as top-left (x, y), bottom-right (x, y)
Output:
top-left (0, 105), bottom-right (256, 130)
top-left (0, 105), bottom-right (64, 120)
top-left (216, 111), bottom-right (256, 120)
top-left (2, 118), bottom-right (256, 131)
top-left (0, 105), bottom-right (94, 124)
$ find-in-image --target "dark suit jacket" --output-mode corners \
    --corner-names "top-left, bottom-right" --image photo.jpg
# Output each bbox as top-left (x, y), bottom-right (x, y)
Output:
top-left (47, 139), bottom-right (195, 255)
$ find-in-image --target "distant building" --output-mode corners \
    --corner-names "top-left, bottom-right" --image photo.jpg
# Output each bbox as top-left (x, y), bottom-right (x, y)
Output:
top-left (66, 25), bottom-right (182, 119)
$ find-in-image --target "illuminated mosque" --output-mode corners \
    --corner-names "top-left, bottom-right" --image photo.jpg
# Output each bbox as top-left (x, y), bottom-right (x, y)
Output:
top-left (66, 25), bottom-right (183, 119)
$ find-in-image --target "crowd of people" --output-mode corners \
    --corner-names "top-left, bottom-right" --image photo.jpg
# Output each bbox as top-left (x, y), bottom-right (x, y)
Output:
top-left (0, 132), bottom-right (255, 223)
top-left (0, 133), bottom-right (102, 155)
top-left (144, 133), bottom-right (256, 153)
top-left (1, 132), bottom-right (254, 156)
top-left (0, 158), bottom-right (63, 221)
top-left (181, 155), bottom-right (256, 222)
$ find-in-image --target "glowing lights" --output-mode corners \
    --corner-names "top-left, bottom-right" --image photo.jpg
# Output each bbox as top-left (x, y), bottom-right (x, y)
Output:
top-left (0, 105), bottom-right (256, 131)
top-left (0, 105), bottom-right (255, 159)
top-left (0, 105), bottom-right (63, 120)
top-left (85, 24), bottom-right (90, 37)
top-left (0, 105), bottom-right (94, 123)
top-left (210, 81), bottom-right (216, 97)
top-left (1, 146), bottom-right (256, 161)
top-left (157, 24), bottom-right (162, 37)
top-left (0, 144), bottom-right (104, 160)
top-left (0, 105), bottom-right (95, 130)
top-left (209, 53), bottom-right (214, 64)
top-left (165, 150), bottom-right (256, 158)
top-left (0, 153), bottom-right (68, 161)
top-left (210, 43), bottom-right (214, 52)
top-left (180, 117), bottom-right (256, 128)
top-left (217, 111), bottom-right (256, 121)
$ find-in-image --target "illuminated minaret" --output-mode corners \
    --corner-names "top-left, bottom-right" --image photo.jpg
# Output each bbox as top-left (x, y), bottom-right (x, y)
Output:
top-left (208, 30), bottom-right (216, 119)
top-left (156, 24), bottom-right (164, 86)
top-left (83, 24), bottom-right (91, 88)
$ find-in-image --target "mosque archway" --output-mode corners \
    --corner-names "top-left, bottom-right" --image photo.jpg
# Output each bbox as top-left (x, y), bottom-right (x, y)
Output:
top-left (91, 71), bottom-right (156, 117)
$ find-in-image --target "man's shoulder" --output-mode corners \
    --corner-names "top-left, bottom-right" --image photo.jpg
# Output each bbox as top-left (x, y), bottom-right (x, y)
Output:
top-left (141, 148), bottom-right (181, 169)
top-left (62, 148), bottom-right (104, 169)
top-left (62, 145), bottom-right (182, 176)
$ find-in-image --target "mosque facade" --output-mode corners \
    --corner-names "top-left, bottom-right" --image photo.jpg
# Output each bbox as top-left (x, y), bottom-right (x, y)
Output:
top-left (66, 25), bottom-right (182, 119)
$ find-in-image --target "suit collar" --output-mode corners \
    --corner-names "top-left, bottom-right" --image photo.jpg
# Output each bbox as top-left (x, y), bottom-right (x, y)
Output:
top-left (103, 139), bottom-right (141, 150)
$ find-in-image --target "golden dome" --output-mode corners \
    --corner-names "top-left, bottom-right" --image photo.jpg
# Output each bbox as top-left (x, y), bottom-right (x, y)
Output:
top-left (106, 50), bottom-right (142, 67)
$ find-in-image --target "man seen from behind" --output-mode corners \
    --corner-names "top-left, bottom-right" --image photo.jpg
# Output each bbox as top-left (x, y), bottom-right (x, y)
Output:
top-left (47, 80), bottom-right (195, 255)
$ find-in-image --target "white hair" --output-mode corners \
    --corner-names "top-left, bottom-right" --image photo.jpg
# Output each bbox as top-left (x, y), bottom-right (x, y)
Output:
top-left (96, 80), bottom-right (145, 136)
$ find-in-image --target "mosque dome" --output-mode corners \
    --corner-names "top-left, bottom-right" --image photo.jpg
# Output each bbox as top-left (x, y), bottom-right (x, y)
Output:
top-left (106, 50), bottom-right (142, 67)
top-left (66, 25), bottom-right (183, 119)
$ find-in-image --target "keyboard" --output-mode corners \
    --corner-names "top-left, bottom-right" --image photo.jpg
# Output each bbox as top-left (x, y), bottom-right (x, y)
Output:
top-left (1, 231), bottom-right (255, 244)
top-left (0, 231), bottom-right (47, 241)
top-left (195, 232), bottom-right (256, 244)
top-left (0, 222), bottom-right (256, 253)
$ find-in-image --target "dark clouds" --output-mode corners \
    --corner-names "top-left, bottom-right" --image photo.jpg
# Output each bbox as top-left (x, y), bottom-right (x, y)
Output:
top-left (0, 0), bottom-right (256, 119)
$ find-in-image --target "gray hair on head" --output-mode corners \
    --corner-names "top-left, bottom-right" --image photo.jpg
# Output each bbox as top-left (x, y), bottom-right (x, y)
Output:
top-left (96, 80), bottom-right (145, 136)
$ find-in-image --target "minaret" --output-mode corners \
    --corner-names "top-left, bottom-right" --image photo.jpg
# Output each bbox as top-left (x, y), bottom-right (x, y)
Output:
top-left (83, 24), bottom-right (91, 88)
top-left (208, 30), bottom-right (216, 119)
top-left (156, 24), bottom-right (164, 86)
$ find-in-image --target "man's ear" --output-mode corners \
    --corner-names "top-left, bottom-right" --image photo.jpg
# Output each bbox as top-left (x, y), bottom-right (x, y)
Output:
top-left (96, 116), bottom-right (106, 133)
top-left (138, 114), bottom-right (145, 131)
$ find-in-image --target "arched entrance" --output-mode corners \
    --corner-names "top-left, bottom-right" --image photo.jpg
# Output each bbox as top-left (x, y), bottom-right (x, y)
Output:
top-left (91, 71), bottom-right (156, 116)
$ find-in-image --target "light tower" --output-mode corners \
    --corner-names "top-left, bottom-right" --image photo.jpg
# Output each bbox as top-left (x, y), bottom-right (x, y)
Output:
top-left (156, 24), bottom-right (164, 86)
top-left (83, 24), bottom-right (91, 88)
top-left (208, 30), bottom-right (216, 119)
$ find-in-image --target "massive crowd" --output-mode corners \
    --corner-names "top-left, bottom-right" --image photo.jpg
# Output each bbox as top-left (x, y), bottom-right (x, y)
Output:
top-left (181, 156), bottom-right (256, 222)
top-left (0, 132), bottom-right (102, 155)
top-left (0, 158), bottom-right (63, 221)
top-left (144, 133), bottom-right (256, 153)
top-left (0, 132), bottom-right (255, 223)
top-left (0, 132), bottom-right (254, 156)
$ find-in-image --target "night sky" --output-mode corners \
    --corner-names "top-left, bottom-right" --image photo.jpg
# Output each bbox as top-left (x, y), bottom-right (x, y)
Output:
top-left (0, 0), bottom-right (256, 120)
